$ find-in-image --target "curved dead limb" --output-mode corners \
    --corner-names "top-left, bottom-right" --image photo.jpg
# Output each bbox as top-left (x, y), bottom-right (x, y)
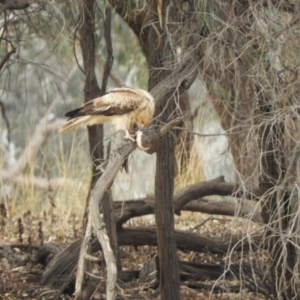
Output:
top-left (0, 102), bottom-right (68, 190)
top-left (114, 196), bottom-right (263, 228)
top-left (112, 176), bottom-right (263, 227)
top-left (76, 119), bottom-right (178, 299)
top-left (174, 176), bottom-right (234, 213)
top-left (0, 114), bottom-right (61, 180)
top-left (113, 180), bottom-right (263, 229)
top-left (78, 142), bottom-right (136, 300)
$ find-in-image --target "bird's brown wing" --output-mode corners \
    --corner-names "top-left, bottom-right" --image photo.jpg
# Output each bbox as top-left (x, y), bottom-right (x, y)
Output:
top-left (80, 88), bottom-right (145, 116)
top-left (64, 87), bottom-right (148, 120)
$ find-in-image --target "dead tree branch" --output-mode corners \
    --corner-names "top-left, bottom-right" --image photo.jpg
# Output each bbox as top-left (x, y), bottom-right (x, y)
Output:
top-left (97, 57), bottom-right (124, 87)
top-left (0, 102), bottom-right (60, 180)
top-left (113, 195), bottom-right (263, 228)
top-left (174, 176), bottom-right (236, 213)
top-left (0, 108), bottom-right (70, 190)
top-left (88, 142), bottom-right (136, 300)
top-left (0, 46), bottom-right (15, 72)
top-left (112, 177), bottom-right (263, 228)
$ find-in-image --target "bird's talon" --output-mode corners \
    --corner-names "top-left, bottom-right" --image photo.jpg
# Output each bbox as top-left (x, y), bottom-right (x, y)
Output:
top-left (124, 130), bottom-right (136, 142)
top-left (124, 135), bottom-right (136, 142)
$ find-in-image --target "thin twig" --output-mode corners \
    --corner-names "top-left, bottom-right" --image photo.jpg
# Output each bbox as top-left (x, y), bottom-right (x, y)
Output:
top-left (0, 47), bottom-right (16, 72)
top-left (191, 216), bottom-right (213, 231)
top-left (0, 99), bottom-right (11, 144)
top-left (0, 104), bottom-right (60, 180)
top-left (97, 57), bottom-right (124, 87)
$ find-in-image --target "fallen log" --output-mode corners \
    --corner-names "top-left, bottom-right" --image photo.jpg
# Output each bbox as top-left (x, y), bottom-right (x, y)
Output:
top-left (114, 195), bottom-right (263, 229)
top-left (40, 227), bottom-right (263, 287)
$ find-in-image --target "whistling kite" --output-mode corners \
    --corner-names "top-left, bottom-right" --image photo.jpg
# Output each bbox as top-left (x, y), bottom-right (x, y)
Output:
top-left (60, 87), bottom-right (155, 146)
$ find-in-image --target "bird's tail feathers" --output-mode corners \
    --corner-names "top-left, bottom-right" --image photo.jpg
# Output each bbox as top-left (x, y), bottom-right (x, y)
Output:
top-left (59, 116), bottom-right (90, 132)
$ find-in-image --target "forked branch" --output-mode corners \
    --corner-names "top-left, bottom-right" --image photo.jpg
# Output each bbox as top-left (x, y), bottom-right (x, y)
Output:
top-left (75, 119), bottom-right (178, 299)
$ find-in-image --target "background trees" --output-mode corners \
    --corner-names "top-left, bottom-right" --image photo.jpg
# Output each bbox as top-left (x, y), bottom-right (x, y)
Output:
top-left (0, 1), bottom-right (300, 299)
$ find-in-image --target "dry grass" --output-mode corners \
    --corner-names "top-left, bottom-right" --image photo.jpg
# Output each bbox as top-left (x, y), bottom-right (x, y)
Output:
top-left (175, 142), bottom-right (205, 191)
top-left (1, 129), bottom-right (90, 222)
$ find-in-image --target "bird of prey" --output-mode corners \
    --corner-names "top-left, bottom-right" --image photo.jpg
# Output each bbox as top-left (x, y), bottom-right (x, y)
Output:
top-left (60, 87), bottom-right (155, 142)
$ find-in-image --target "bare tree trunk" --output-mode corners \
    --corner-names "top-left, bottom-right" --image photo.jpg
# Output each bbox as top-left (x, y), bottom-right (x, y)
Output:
top-left (154, 107), bottom-right (180, 299)
top-left (148, 3), bottom-right (181, 299)
top-left (78, 0), bottom-right (121, 294)
top-left (150, 71), bottom-right (180, 298)
top-left (78, 0), bottom-right (104, 228)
